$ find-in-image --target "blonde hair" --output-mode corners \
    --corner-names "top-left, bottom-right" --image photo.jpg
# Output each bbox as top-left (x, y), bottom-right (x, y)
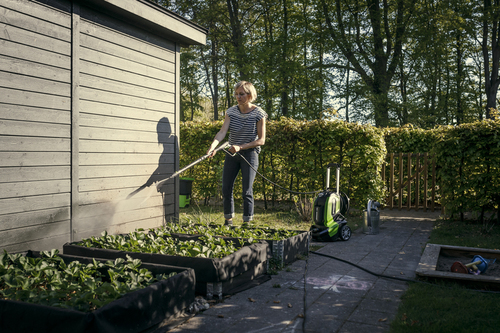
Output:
top-left (234, 81), bottom-right (257, 102)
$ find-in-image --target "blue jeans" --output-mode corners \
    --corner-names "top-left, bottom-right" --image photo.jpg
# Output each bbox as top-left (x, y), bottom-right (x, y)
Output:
top-left (222, 149), bottom-right (259, 222)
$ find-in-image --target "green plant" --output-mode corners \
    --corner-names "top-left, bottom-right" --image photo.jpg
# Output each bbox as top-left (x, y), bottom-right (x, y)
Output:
top-left (77, 230), bottom-right (241, 259)
top-left (160, 222), bottom-right (303, 242)
top-left (432, 120), bottom-right (500, 223)
top-left (0, 250), bottom-right (174, 312)
top-left (294, 195), bottom-right (313, 222)
top-left (267, 257), bottom-right (284, 275)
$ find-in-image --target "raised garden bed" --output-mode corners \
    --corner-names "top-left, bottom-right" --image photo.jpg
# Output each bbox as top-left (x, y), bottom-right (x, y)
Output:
top-left (63, 230), bottom-right (269, 298)
top-left (161, 223), bottom-right (311, 266)
top-left (0, 250), bottom-right (195, 333)
top-left (416, 244), bottom-right (500, 290)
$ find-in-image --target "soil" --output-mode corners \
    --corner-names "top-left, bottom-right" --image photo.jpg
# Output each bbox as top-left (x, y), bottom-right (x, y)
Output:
top-left (436, 253), bottom-right (500, 276)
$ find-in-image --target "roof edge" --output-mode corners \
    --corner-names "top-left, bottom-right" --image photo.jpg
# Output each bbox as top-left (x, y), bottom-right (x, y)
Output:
top-left (78, 0), bottom-right (207, 46)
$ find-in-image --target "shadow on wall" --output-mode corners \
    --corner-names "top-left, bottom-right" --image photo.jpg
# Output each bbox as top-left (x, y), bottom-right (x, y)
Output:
top-left (127, 117), bottom-right (175, 222)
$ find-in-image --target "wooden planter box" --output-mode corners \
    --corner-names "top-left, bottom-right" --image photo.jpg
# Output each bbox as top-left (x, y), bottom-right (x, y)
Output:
top-left (168, 226), bottom-right (311, 266)
top-left (63, 240), bottom-right (269, 299)
top-left (416, 244), bottom-right (500, 290)
top-left (0, 251), bottom-right (195, 333)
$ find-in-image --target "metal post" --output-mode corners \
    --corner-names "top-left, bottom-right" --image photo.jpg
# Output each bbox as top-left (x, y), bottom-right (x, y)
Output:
top-left (336, 165), bottom-right (340, 195)
top-left (326, 166), bottom-right (331, 190)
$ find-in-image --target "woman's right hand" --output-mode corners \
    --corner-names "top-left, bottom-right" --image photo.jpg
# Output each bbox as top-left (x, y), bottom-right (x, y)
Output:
top-left (207, 142), bottom-right (218, 157)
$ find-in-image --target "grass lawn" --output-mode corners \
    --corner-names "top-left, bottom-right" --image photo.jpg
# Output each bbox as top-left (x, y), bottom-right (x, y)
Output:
top-left (178, 199), bottom-right (364, 232)
top-left (390, 217), bottom-right (500, 333)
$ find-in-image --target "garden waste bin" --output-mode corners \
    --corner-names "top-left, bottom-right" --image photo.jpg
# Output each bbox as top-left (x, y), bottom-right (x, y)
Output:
top-left (179, 177), bottom-right (194, 208)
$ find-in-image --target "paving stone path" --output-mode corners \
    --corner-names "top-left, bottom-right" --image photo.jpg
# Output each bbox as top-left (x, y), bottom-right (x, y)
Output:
top-left (163, 210), bottom-right (439, 333)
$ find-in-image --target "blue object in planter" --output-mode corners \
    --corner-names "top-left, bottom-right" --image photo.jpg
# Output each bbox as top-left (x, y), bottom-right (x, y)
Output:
top-left (471, 255), bottom-right (496, 273)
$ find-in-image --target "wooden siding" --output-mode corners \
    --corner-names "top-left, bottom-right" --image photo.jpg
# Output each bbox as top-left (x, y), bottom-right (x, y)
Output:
top-left (0, 0), bottom-right (205, 252)
top-left (0, 0), bottom-right (72, 252)
top-left (74, 5), bottom-right (177, 240)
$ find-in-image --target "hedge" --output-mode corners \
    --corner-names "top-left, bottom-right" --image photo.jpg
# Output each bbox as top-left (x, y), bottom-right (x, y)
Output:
top-left (432, 121), bottom-right (500, 219)
top-left (180, 118), bottom-right (386, 209)
top-left (180, 118), bottom-right (500, 217)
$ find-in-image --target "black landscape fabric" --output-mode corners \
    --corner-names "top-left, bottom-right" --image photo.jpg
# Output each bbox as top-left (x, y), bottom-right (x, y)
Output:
top-left (0, 252), bottom-right (196, 333)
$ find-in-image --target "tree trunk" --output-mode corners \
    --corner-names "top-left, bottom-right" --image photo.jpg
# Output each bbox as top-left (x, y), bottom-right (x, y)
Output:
top-left (227, 0), bottom-right (248, 80)
top-left (280, 0), bottom-right (289, 117)
top-left (456, 32), bottom-right (463, 125)
top-left (211, 41), bottom-right (219, 120)
top-left (483, 0), bottom-right (500, 119)
top-left (321, 0), bottom-right (409, 127)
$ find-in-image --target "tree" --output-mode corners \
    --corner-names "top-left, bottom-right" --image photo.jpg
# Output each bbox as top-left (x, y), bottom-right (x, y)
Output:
top-left (318, 0), bottom-right (414, 127)
top-left (481, 0), bottom-right (500, 119)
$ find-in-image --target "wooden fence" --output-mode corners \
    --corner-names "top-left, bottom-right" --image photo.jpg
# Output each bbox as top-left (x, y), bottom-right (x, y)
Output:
top-left (381, 153), bottom-right (441, 211)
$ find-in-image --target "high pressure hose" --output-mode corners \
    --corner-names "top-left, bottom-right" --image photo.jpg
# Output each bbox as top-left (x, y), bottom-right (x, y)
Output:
top-left (227, 149), bottom-right (325, 195)
top-left (339, 191), bottom-right (350, 215)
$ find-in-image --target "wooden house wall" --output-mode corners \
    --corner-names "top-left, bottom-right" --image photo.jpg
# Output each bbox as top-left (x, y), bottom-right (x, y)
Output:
top-left (0, 0), bottom-right (73, 252)
top-left (0, 0), bottom-right (196, 252)
top-left (74, 4), bottom-right (177, 241)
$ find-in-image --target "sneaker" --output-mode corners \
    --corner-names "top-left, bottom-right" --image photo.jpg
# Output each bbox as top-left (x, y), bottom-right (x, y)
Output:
top-left (224, 220), bottom-right (233, 226)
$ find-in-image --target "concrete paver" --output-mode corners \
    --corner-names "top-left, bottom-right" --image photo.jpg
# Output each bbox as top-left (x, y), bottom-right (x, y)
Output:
top-left (162, 210), bottom-right (439, 333)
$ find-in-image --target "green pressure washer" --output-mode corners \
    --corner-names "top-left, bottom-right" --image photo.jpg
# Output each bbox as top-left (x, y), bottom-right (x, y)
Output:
top-left (310, 163), bottom-right (351, 242)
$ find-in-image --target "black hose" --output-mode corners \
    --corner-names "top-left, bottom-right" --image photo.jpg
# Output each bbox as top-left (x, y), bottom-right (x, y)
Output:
top-left (339, 191), bottom-right (350, 215)
top-left (309, 251), bottom-right (500, 293)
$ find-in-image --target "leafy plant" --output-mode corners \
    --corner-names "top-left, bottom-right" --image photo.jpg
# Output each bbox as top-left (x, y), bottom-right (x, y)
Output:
top-left (158, 222), bottom-right (303, 242)
top-left (0, 250), bottom-right (174, 312)
top-left (294, 195), bottom-right (313, 222)
top-left (77, 230), bottom-right (240, 259)
top-left (267, 256), bottom-right (284, 275)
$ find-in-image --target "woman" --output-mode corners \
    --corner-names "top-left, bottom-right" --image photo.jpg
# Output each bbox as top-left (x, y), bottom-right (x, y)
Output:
top-left (207, 81), bottom-right (267, 225)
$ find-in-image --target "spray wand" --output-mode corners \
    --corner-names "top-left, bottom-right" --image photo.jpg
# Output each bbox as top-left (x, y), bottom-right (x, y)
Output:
top-left (154, 141), bottom-right (229, 190)
top-left (126, 142), bottom-right (230, 200)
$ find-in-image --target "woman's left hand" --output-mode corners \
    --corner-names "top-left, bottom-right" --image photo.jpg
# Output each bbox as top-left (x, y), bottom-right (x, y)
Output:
top-left (229, 145), bottom-right (241, 154)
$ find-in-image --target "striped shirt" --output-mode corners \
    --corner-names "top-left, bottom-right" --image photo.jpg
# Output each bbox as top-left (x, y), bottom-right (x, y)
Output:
top-left (227, 105), bottom-right (267, 153)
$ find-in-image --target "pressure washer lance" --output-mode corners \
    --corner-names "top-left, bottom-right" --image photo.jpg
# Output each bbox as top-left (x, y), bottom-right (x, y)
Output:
top-left (155, 141), bottom-right (230, 190)
top-left (126, 142), bottom-right (230, 201)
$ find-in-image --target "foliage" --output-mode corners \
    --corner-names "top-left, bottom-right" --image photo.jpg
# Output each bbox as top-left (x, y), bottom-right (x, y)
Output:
top-left (152, 0), bottom-right (498, 127)
top-left (294, 195), bottom-right (313, 222)
top-left (159, 222), bottom-right (302, 242)
top-left (180, 120), bottom-right (225, 202)
top-left (181, 117), bottom-right (500, 216)
top-left (0, 250), bottom-right (174, 312)
top-left (77, 230), bottom-right (240, 259)
top-left (383, 125), bottom-right (440, 153)
top-left (180, 118), bottom-right (387, 208)
top-left (432, 120), bottom-right (500, 220)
